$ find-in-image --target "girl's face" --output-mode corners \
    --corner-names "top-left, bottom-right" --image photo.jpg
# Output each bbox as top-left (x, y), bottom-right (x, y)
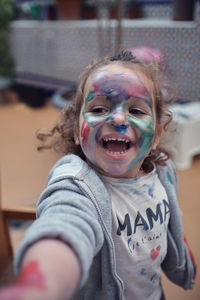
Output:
top-left (78, 63), bottom-right (161, 178)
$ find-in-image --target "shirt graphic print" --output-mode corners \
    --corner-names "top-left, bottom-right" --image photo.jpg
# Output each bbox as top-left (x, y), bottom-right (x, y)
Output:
top-left (102, 167), bottom-right (170, 300)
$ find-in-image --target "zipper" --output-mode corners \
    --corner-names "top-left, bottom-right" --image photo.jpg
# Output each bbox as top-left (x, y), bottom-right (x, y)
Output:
top-left (77, 179), bottom-right (124, 300)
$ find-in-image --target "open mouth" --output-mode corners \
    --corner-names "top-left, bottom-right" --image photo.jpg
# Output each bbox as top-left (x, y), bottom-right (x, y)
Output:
top-left (101, 137), bottom-right (132, 155)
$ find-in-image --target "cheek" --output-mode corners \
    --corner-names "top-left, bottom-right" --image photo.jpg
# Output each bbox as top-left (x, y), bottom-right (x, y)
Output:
top-left (129, 116), bottom-right (154, 144)
top-left (81, 120), bottom-right (91, 144)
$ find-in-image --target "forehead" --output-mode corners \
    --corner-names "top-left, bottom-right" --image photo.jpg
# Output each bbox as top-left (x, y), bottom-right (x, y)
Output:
top-left (84, 63), bottom-right (152, 98)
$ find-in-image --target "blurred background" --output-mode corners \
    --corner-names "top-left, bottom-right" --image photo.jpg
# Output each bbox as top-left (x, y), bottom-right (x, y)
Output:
top-left (0, 0), bottom-right (199, 299)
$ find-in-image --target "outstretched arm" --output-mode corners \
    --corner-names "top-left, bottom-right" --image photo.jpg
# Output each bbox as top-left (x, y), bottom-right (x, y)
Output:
top-left (0, 238), bottom-right (81, 300)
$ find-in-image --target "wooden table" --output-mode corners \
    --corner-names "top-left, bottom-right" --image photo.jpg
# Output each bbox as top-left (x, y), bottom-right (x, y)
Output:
top-left (0, 102), bottom-right (62, 273)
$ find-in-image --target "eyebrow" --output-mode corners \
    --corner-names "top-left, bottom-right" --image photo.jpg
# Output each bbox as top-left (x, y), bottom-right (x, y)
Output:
top-left (127, 93), bottom-right (152, 108)
top-left (85, 95), bottom-right (109, 108)
top-left (85, 90), bottom-right (113, 103)
top-left (85, 89), bottom-right (152, 108)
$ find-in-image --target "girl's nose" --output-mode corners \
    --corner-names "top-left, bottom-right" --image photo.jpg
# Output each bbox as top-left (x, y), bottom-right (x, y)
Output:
top-left (110, 112), bottom-right (129, 134)
top-left (112, 112), bottom-right (126, 124)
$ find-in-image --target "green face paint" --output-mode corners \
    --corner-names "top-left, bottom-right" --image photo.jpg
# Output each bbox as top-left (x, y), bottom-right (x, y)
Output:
top-left (86, 90), bottom-right (95, 102)
top-left (127, 112), bottom-right (154, 167)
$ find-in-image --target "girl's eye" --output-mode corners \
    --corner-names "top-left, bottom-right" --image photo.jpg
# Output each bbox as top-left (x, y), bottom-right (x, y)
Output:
top-left (129, 108), bottom-right (146, 116)
top-left (90, 107), bottom-right (108, 115)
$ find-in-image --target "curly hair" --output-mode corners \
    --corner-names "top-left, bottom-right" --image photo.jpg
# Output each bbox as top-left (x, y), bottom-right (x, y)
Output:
top-left (37, 50), bottom-right (174, 172)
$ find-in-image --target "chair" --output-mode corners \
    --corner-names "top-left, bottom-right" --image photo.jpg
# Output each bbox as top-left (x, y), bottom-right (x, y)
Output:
top-left (0, 187), bottom-right (35, 278)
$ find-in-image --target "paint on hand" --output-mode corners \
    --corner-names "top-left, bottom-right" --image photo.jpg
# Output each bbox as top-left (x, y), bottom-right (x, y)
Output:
top-left (0, 261), bottom-right (46, 299)
top-left (17, 260), bottom-right (46, 290)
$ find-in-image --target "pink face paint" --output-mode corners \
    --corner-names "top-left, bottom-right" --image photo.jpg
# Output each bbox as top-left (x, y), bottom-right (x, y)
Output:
top-left (17, 260), bottom-right (46, 290)
top-left (92, 72), bottom-right (147, 102)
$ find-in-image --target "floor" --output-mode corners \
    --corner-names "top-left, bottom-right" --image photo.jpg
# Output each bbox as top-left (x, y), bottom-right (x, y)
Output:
top-left (0, 100), bottom-right (199, 299)
top-left (162, 155), bottom-right (200, 299)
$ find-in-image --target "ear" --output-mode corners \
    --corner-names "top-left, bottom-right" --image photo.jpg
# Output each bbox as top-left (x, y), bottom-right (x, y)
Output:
top-left (74, 132), bottom-right (80, 145)
top-left (74, 136), bottom-right (80, 145)
top-left (73, 125), bottom-right (80, 145)
top-left (152, 124), bottom-right (163, 150)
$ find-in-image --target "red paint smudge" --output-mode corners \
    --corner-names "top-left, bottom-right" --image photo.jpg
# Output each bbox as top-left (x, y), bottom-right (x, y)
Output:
top-left (81, 120), bottom-right (86, 138)
top-left (83, 124), bottom-right (90, 142)
top-left (81, 120), bottom-right (91, 143)
top-left (17, 260), bottom-right (46, 290)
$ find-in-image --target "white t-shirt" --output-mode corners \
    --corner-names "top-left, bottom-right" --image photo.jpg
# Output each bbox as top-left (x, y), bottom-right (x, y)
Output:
top-left (101, 167), bottom-right (170, 300)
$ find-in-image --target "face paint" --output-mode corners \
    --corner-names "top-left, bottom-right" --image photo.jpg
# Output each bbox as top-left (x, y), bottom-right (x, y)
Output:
top-left (114, 123), bottom-right (130, 134)
top-left (79, 67), bottom-right (155, 177)
top-left (81, 120), bottom-right (91, 149)
top-left (127, 113), bottom-right (154, 167)
top-left (106, 104), bottom-right (130, 133)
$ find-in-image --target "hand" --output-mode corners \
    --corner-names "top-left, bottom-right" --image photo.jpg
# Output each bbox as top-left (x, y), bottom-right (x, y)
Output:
top-left (0, 239), bottom-right (80, 300)
top-left (0, 260), bottom-right (54, 300)
top-left (0, 285), bottom-right (53, 300)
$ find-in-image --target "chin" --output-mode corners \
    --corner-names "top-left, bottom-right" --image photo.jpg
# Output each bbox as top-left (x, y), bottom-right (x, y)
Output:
top-left (99, 162), bottom-right (130, 177)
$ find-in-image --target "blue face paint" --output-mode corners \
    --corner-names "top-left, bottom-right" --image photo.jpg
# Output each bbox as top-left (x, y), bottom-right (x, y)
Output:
top-left (114, 123), bottom-right (130, 134)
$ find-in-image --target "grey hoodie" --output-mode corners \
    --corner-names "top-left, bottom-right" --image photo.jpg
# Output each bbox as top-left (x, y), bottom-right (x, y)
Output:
top-left (14, 154), bottom-right (195, 300)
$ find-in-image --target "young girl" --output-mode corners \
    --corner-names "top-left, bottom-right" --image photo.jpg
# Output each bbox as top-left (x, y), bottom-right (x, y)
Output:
top-left (0, 50), bottom-right (196, 300)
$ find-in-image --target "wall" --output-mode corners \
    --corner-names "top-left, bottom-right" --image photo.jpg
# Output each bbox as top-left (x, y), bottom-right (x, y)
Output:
top-left (9, 2), bottom-right (200, 101)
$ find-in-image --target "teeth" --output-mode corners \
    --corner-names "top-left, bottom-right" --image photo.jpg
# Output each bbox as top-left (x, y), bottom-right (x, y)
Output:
top-left (108, 150), bottom-right (127, 154)
top-left (103, 138), bottom-right (129, 143)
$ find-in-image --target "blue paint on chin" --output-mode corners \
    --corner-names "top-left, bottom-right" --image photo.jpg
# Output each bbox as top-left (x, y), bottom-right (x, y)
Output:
top-left (114, 123), bottom-right (129, 134)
